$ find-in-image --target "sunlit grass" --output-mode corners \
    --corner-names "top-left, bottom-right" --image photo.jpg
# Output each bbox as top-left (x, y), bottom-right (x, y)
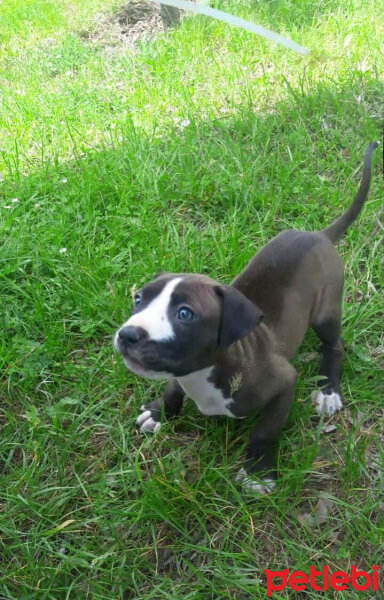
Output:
top-left (0, 0), bottom-right (383, 597)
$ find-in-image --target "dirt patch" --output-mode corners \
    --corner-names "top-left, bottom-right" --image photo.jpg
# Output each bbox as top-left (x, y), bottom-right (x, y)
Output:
top-left (80, 2), bottom-right (167, 49)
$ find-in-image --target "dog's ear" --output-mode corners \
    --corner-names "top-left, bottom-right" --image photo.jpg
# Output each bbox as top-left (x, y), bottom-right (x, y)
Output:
top-left (215, 285), bottom-right (263, 348)
top-left (152, 271), bottom-right (171, 280)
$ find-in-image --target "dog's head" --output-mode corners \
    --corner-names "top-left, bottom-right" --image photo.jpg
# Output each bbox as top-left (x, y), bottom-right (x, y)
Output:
top-left (114, 273), bottom-right (263, 379)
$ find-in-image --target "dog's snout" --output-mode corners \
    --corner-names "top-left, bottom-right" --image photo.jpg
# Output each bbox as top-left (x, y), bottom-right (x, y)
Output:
top-left (118, 325), bottom-right (147, 345)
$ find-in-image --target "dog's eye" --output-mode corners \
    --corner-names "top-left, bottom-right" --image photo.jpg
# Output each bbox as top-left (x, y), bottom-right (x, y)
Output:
top-left (177, 307), bottom-right (195, 321)
top-left (133, 293), bottom-right (141, 307)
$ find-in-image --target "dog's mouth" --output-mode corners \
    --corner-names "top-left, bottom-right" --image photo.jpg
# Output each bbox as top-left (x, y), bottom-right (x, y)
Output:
top-left (121, 352), bottom-right (149, 375)
top-left (123, 353), bottom-right (172, 380)
top-left (114, 334), bottom-right (172, 380)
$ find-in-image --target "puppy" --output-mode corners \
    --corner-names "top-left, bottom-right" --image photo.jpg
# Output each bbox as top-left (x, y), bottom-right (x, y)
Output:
top-left (114, 141), bottom-right (379, 493)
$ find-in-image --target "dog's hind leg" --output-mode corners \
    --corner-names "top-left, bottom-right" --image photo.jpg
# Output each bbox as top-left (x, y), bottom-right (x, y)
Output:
top-left (312, 315), bottom-right (344, 416)
top-left (136, 379), bottom-right (185, 433)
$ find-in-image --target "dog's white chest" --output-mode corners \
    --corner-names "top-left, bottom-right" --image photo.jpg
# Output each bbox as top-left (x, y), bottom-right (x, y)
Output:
top-left (177, 367), bottom-right (235, 417)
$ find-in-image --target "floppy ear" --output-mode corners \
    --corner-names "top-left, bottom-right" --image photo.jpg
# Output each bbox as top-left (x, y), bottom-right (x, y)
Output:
top-left (215, 285), bottom-right (263, 348)
top-left (152, 271), bottom-right (171, 280)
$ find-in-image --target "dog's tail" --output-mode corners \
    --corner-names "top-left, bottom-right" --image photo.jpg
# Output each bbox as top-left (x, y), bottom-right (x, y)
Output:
top-left (322, 141), bottom-right (380, 243)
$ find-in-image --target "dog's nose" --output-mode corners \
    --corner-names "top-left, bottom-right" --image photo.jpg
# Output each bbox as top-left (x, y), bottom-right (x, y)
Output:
top-left (118, 325), bottom-right (147, 345)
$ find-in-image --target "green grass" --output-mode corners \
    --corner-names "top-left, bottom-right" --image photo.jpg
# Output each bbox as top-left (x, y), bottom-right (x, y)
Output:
top-left (1, 0), bottom-right (383, 597)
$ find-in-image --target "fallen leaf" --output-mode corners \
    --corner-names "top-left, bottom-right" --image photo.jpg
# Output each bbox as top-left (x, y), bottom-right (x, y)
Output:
top-left (298, 351), bottom-right (318, 363)
top-left (346, 410), bottom-right (363, 428)
top-left (297, 512), bottom-right (315, 528)
top-left (316, 496), bottom-right (334, 524)
top-left (42, 519), bottom-right (76, 537)
top-left (322, 424), bottom-right (337, 434)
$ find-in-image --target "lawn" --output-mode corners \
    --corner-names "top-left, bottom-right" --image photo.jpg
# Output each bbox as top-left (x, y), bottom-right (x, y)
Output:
top-left (0, 0), bottom-right (383, 598)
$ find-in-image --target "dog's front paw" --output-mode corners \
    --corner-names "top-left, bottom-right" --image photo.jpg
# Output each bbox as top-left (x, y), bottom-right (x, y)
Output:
top-left (136, 405), bottom-right (161, 433)
top-left (235, 467), bottom-right (276, 495)
top-left (313, 390), bottom-right (343, 416)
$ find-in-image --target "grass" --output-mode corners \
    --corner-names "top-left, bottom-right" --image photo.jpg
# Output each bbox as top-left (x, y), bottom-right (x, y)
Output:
top-left (0, 0), bottom-right (383, 597)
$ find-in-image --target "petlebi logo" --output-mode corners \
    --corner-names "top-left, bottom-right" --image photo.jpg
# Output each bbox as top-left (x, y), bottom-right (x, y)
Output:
top-left (265, 564), bottom-right (380, 596)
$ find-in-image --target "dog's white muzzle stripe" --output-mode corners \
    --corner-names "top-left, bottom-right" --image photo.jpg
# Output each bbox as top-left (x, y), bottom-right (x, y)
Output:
top-left (121, 277), bottom-right (183, 342)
